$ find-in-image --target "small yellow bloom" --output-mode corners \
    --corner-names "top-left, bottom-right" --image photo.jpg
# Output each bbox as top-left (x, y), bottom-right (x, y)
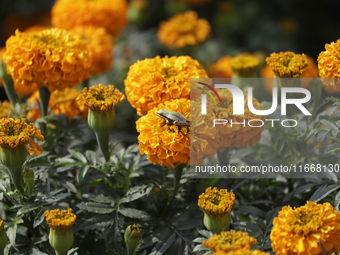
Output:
top-left (158, 10), bottom-right (211, 49)
top-left (318, 39), bottom-right (340, 94)
top-left (51, 0), bottom-right (128, 37)
top-left (71, 26), bottom-right (114, 74)
top-left (271, 201), bottom-right (340, 255)
top-left (203, 230), bottom-right (257, 252)
top-left (136, 98), bottom-right (190, 167)
top-left (230, 53), bottom-right (260, 76)
top-left (0, 118), bottom-right (44, 156)
top-left (44, 208), bottom-right (76, 232)
top-left (198, 187), bottom-right (235, 218)
top-left (0, 101), bottom-right (12, 119)
top-left (4, 28), bottom-right (92, 93)
top-left (209, 55), bottom-right (233, 78)
top-left (125, 55), bottom-right (208, 116)
top-left (266, 51), bottom-right (309, 78)
top-left (76, 84), bottom-right (126, 113)
top-left (213, 250), bottom-right (270, 255)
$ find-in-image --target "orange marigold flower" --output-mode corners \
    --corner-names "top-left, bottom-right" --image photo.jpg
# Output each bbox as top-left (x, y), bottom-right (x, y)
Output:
top-left (4, 28), bottom-right (92, 93)
top-left (204, 87), bottom-right (265, 151)
top-left (71, 26), bottom-right (114, 74)
top-left (27, 89), bottom-right (89, 121)
top-left (14, 82), bottom-right (38, 98)
top-left (125, 55), bottom-right (208, 116)
top-left (209, 55), bottom-right (233, 78)
top-left (51, 0), bottom-right (128, 37)
top-left (158, 10), bottom-right (211, 49)
top-left (136, 98), bottom-right (190, 167)
top-left (213, 250), bottom-right (270, 255)
top-left (76, 84), bottom-right (125, 113)
top-left (266, 51), bottom-right (309, 78)
top-left (198, 187), bottom-right (235, 218)
top-left (271, 201), bottom-right (340, 255)
top-left (203, 230), bottom-right (257, 252)
top-left (318, 39), bottom-right (340, 94)
top-left (0, 101), bottom-right (12, 119)
top-left (44, 208), bottom-right (76, 232)
top-left (0, 118), bottom-right (44, 155)
top-left (230, 53), bottom-right (260, 76)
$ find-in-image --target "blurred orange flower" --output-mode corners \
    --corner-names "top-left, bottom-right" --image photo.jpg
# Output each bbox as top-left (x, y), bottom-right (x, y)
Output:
top-left (230, 53), bottom-right (260, 76)
top-left (209, 56), bottom-right (233, 78)
top-left (4, 28), bottom-right (92, 93)
top-left (136, 98), bottom-right (190, 167)
top-left (71, 26), bottom-right (114, 74)
top-left (0, 101), bottom-right (12, 119)
top-left (125, 55), bottom-right (208, 116)
top-left (52, 0), bottom-right (128, 37)
top-left (318, 39), bottom-right (340, 94)
top-left (158, 10), bottom-right (211, 49)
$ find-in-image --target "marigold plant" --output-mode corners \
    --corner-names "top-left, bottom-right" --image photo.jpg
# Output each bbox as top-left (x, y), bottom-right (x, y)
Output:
top-left (71, 26), bottom-right (114, 74)
top-left (4, 28), bottom-right (92, 93)
top-left (136, 98), bottom-right (190, 167)
top-left (209, 55), bottom-right (233, 78)
top-left (203, 229), bottom-right (258, 252)
top-left (45, 208), bottom-right (76, 232)
top-left (51, 0), bottom-right (128, 37)
top-left (270, 201), bottom-right (340, 255)
top-left (125, 55), bottom-right (208, 116)
top-left (266, 51), bottom-right (309, 78)
top-left (0, 118), bottom-right (44, 156)
top-left (0, 101), bottom-right (12, 119)
top-left (318, 39), bottom-right (340, 94)
top-left (158, 10), bottom-right (211, 49)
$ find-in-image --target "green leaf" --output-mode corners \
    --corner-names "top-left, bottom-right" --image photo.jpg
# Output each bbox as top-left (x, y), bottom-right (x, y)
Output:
top-left (42, 193), bottom-right (71, 205)
top-left (67, 248), bottom-right (79, 255)
top-left (120, 186), bottom-right (151, 203)
top-left (82, 194), bottom-right (115, 204)
top-left (119, 207), bottom-right (150, 219)
top-left (283, 183), bottom-right (318, 202)
top-left (335, 190), bottom-right (340, 211)
top-left (237, 206), bottom-right (266, 218)
top-left (68, 149), bottom-right (87, 163)
top-left (310, 184), bottom-right (340, 202)
top-left (85, 150), bottom-right (97, 166)
top-left (197, 229), bottom-right (213, 239)
top-left (324, 143), bottom-right (340, 154)
top-left (6, 218), bottom-right (23, 246)
top-left (33, 209), bottom-right (46, 228)
top-left (17, 204), bottom-right (40, 216)
top-left (63, 181), bottom-right (77, 193)
top-left (150, 231), bottom-right (176, 255)
top-left (77, 202), bottom-right (115, 214)
top-left (193, 244), bottom-right (210, 252)
top-left (140, 226), bottom-right (169, 249)
top-left (73, 215), bottom-right (112, 233)
top-left (77, 165), bottom-right (90, 184)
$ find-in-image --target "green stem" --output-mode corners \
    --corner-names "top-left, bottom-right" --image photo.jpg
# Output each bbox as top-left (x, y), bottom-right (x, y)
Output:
top-left (217, 149), bottom-right (231, 166)
top-left (95, 131), bottom-right (111, 162)
top-left (38, 86), bottom-right (51, 117)
top-left (82, 78), bottom-right (90, 90)
top-left (0, 61), bottom-right (17, 106)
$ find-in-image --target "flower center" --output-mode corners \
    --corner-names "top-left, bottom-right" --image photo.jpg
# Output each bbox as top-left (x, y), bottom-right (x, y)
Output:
top-left (162, 67), bottom-right (177, 78)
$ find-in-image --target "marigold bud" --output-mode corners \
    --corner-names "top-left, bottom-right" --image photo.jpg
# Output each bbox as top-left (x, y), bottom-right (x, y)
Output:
top-left (124, 224), bottom-right (141, 255)
top-left (204, 212), bottom-right (231, 234)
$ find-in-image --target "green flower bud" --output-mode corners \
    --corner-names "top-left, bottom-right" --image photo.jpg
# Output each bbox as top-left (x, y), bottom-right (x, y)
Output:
top-left (124, 224), bottom-right (141, 255)
top-left (49, 229), bottom-right (74, 255)
top-left (88, 109), bottom-right (116, 134)
top-left (0, 146), bottom-right (27, 192)
top-left (0, 220), bottom-right (8, 255)
top-left (23, 169), bottom-right (35, 194)
top-left (203, 212), bottom-right (231, 234)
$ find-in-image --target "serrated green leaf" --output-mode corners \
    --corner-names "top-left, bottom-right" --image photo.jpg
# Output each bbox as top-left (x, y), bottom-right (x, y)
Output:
top-left (283, 184), bottom-right (317, 202)
top-left (237, 206), bottom-right (266, 218)
top-left (198, 229), bottom-right (213, 239)
top-left (192, 244), bottom-right (210, 252)
top-left (68, 149), bottom-right (87, 163)
top-left (85, 150), bottom-right (97, 165)
top-left (77, 165), bottom-right (90, 184)
top-left (82, 194), bottom-right (115, 204)
top-left (42, 193), bottom-right (71, 205)
top-left (120, 186), bottom-right (151, 203)
top-left (310, 184), bottom-right (340, 202)
top-left (119, 207), bottom-right (150, 219)
top-left (17, 204), bottom-right (40, 216)
top-left (320, 119), bottom-right (338, 130)
top-left (324, 143), bottom-right (340, 154)
top-left (33, 209), bottom-right (46, 228)
top-left (150, 232), bottom-right (175, 255)
top-left (77, 202), bottom-right (115, 214)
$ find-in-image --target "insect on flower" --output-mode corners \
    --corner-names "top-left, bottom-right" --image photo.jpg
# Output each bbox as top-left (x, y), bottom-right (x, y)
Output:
top-left (156, 109), bottom-right (190, 126)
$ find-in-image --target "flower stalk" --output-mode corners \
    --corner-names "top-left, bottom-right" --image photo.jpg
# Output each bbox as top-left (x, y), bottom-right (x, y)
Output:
top-left (38, 86), bottom-right (51, 117)
top-left (0, 61), bottom-right (17, 106)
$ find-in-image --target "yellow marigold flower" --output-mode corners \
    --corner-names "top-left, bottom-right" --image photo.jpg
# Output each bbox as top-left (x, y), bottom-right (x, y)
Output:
top-left (4, 28), bottom-right (92, 93)
top-left (76, 84), bottom-right (125, 113)
top-left (198, 187), bottom-right (235, 218)
top-left (230, 53), bottom-right (260, 76)
top-left (125, 55), bottom-right (208, 116)
top-left (0, 101), bottom-right (12, 119)
top-left (204, 88), bottom-right (265, 151)
top-left (261, 56), bottom-right (318, 95)
top-left (271, 201), bottom-right (340, 255)
top-left (44, 208), bottom-right (76, 232)
top-left (209, 55), bottom-right (233, 78)
top-left (318, 39), bottom-right (340, 94)
top-left (158, 10), bottom-right (211, 49)
top-left (0, 219), bottom-right (4, 230)
top-left (213, 250), bottom-right (270, 255)
top-left (136, 98), bottom-right (190, 167)
top-left (203, 230), bottom-right (258, 252)
top-left (71, 26), bottom-right (114, 74)
top-left (0, 118), bottom-right (44, 156)
top-left (51, 0), bottom-right (128, 37)
top-left (266, 51), bottom-right (309, 78)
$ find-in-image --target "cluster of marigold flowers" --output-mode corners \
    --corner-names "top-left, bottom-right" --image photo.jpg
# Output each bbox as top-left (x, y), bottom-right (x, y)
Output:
top-left (198, 187), bottom-right (340, 255)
